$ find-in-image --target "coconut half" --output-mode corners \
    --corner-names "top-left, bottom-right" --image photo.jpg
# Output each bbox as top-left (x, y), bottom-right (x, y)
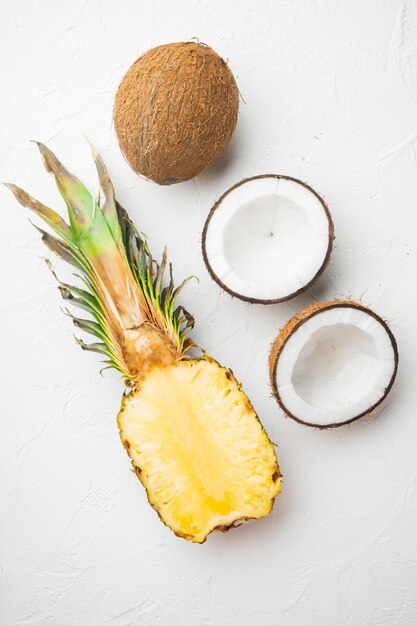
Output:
top-left (202, 175), bottom-right (334, 303)
top-left (269, 301), bottom-right (398, 428)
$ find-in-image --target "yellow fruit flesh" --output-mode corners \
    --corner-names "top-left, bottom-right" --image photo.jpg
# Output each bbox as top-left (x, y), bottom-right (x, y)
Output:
top-left (118, 358), bottom-right (281, 542)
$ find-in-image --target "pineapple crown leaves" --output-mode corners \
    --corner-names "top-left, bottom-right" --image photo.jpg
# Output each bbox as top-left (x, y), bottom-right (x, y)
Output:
top-left (5, 142), bottom-right (195, 378)
top-left (115, 202), bottom-right (197, 349)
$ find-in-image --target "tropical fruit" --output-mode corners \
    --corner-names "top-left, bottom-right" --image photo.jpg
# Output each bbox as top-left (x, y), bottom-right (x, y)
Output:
top-left (114, 42), bottom-right (239, 185)
top-left (269, 300), bottom-right (398, 428)
top-left (202, 175), bottom-right (334, 303)
top-left (6, 143), bottom-right (281, 542)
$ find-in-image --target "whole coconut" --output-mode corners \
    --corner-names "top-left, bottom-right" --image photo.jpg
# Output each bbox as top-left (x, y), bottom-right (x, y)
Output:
top-left (113, 42), bottom-right (239, 185)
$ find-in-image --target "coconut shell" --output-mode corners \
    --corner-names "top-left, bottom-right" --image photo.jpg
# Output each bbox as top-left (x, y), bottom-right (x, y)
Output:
top-left (269, 300), bottom-right (399, 428)
top-left (113, 42), bottom-right (239, 185)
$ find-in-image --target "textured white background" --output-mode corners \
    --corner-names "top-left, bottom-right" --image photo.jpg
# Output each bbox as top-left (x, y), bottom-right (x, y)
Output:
top-left (1, 1), bottom-right (417, 624)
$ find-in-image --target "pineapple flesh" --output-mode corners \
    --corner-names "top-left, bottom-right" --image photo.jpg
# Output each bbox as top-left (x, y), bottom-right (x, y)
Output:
top-left (119, 359), bottom-right (280, 542)
top-left (7, 143), bottom-right (281, 543)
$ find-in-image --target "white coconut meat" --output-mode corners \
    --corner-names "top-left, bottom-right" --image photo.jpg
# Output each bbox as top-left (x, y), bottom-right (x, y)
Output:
top-left (272, 304), bottom-right (398, 427)
top-left (203, 176), bottom-right (333, 302)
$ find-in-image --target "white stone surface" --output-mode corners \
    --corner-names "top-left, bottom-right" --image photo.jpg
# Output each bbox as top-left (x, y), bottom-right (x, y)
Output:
top-left (1, 1), bottom-right (416, 624)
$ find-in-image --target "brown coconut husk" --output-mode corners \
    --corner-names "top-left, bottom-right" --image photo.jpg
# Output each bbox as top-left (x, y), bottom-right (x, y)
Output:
top-left (202, 175), bottom-right (335, 303)
top-left (269, 300), bottom-right (399, 428)
top-left (113, 42), bottom-right (239, 185)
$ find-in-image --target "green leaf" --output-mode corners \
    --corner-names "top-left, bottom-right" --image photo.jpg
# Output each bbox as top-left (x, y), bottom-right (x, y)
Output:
top-left (89, 141), bottom-right (124, 250)
top-left (58, 282), bottom-right (102, 317)
top-left (172, 275), bottom-right (196, 305)
top-left (34, 141), bottom-right (117, 257)
top-left (4, 183), bottom-right (72, 240)
top-left (32, 224), bottom-right (82, 269)
top-left (59, 285), bottom-right (95, 315)
top-left (71, 316), bottom-right (109, 342)
top-left (75, 337), bottom-right (110, 356)
top-left (155, 248), bottom-right (167, 297)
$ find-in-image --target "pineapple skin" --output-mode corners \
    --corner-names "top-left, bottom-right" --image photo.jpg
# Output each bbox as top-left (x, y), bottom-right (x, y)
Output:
top-left (118, 357), bottom-right (281, 543)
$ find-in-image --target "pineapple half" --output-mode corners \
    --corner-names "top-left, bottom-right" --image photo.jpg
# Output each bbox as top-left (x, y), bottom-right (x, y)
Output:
top-left (6, 143), bottom-right (281, 542)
